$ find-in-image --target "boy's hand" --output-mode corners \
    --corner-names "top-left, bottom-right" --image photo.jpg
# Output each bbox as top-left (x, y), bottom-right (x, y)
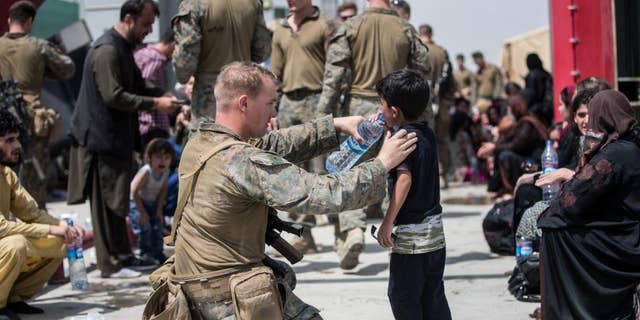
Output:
top-left (377, 220), bottom-right (395, 248)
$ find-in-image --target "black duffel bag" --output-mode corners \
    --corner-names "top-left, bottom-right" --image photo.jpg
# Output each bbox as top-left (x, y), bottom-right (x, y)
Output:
top-left (507, 254), bottom-right (541, 302)
top-left (482, 199), bottom-right (515, 255)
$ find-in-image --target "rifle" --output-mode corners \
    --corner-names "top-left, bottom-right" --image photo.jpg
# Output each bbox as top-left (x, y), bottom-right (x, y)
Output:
top-left (265, 208), bottom-right (304, 264)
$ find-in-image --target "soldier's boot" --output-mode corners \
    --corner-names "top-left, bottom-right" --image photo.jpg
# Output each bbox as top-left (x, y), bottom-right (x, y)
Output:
top-left (291, 228), bottom-right (318, 254)
top-left (338, 228), bottom-right (365, 270)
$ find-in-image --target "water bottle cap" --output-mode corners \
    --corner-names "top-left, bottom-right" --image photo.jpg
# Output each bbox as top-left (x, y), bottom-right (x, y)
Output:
top-left (376, 113), bottom-right (385, 122)
top-left (546, 140), bottom-right (553, 147)
top-left (64, 218), bottom-right (74, 227)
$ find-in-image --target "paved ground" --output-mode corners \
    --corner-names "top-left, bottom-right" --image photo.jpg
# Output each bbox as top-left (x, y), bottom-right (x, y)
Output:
top-left (22, 183), bottom-right (537, 320)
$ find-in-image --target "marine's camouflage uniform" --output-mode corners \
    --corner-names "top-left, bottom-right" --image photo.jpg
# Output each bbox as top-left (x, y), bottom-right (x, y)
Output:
top-left (172, 0), bottom-right (271, 126)
top-left (173, 115), bottom-right (387, 319)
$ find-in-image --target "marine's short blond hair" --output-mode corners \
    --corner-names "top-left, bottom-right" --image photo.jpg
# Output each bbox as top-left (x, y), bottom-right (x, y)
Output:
top-left (214, 62), bottom-right (277, 111)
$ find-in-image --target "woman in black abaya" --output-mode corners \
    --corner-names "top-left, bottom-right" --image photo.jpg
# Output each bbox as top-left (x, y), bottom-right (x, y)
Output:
top-left (538, 90), bottom-right (640, 319)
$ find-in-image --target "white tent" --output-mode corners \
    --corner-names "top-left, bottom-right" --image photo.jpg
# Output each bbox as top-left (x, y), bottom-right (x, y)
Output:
top-left (500, 26), bottom-right (551, 88)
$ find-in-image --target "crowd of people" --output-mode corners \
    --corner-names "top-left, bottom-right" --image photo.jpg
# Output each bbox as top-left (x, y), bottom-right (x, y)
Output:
top-left (0, 0), bottom-right (638, 319)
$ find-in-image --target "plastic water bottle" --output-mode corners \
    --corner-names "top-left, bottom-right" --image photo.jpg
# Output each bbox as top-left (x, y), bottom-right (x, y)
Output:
top-left (470, 156), bottom-right (481, 184)
top-left (65, 218), bottom-right (88, 290)
top-left (540, 140), bottom-right (560, 201)
top-left (515, 237), bottom-right (533, 261)
top-left (326, 114), bottom-right (385, 173)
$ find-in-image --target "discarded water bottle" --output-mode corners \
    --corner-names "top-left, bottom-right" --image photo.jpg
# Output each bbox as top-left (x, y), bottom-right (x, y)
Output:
top-left (326, 114), bottom-right (385, 173)
top-left (65, 218), bottom-right (88, 290)
top-left (515, 237), bottom-right (533, 261)
top-left (540, 140), bottom-right (560, 201)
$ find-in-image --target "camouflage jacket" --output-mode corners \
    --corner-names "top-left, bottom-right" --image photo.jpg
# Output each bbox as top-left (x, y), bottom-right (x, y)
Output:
top-left (0, 32), bottom-right (74, 108)
top-left (174, 115), bottom-right (387, 275)
top-left (172, 0), bottom-right (271, 84)
top-left (317, 7), bottom-right (431, 116)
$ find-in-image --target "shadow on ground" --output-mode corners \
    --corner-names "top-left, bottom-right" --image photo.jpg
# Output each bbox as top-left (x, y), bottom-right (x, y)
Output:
top-left (26, 280), bottom-right (151, 319)
top-left (446, 251), bottom-right (497, 265)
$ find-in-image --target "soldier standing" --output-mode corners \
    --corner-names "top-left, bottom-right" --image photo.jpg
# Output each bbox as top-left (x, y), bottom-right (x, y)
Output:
top-left (172, 0), bottom-right (271, 126)
top-left (146, 62), bottom-right (417, 320)
top-left (419, 24), bottom-right (455, 188)
top-left (317, 0), bottom-right (431, 270)
top-left (270, 0), bottom-right (337, 254)
top-left (454, 53), bottom-right (474, 100)
top-left (471, 51), bottom-right (504, 111)
top-left (0, 1), bottom-right (75, 209)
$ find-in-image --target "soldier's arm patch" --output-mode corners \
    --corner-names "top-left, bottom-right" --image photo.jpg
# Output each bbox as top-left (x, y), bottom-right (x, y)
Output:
top-left (248, 153), bottom-right (311, 208)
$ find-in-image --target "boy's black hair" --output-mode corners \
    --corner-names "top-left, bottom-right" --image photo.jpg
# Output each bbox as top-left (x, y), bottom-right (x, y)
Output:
top-left (376, 69), bottom-right (430, 121)
top-left (0, 110), bottom-right (22, 138)
top-left (145, 138), bottom-right (175, 163)
top-left (120, 0), bottom-right (159, 21)
top-left (9, 1), bottom-right (36, 24)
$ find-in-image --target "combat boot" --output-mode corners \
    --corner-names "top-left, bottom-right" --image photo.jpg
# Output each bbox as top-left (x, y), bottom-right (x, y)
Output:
top-left (338, 228), bottom-right (364, 270)
top-left (291, 228), bottom-right (318, 254)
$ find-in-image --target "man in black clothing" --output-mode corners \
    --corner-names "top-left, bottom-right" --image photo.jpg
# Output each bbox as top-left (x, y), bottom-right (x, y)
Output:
top-left (67, 0), bottom-right (178, 278)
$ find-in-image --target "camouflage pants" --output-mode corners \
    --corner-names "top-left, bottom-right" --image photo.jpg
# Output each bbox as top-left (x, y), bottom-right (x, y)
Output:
top-left (21, 136), bottom-right (49, 209)
top-left (191, 73), bottom-right (218, 128)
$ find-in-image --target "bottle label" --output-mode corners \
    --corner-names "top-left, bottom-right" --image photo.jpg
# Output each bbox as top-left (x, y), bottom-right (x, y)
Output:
top-left (515, 239), bottom-right (533, 257)
top-left (541, 165), bottom-right (556, 174)
top-left (345, 136), bottom-right (367, 155)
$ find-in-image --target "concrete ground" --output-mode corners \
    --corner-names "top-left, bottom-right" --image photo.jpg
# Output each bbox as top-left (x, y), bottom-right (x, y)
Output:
top-left (22, 183), bottom-right (537, 320)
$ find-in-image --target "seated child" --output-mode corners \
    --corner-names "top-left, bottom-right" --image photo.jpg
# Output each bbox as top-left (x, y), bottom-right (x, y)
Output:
top-left (129, 138), bottom-right (174, 264)
top-left (374, 69), bottom-right (452, 320)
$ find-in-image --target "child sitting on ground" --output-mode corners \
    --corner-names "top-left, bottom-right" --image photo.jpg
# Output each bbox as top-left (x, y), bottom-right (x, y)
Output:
top-left (129, 138), bottom-right (174, 264)
top-left (373, 69), bottom-right (452, 320)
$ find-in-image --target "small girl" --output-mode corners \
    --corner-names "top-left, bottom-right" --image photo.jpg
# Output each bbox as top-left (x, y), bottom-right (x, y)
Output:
top-left (129, 138), bottom-right (175, 264)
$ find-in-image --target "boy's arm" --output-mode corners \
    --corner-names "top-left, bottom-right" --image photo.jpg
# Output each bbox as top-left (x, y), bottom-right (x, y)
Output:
top-left (378, 169), bottom-right (412, 248)
top-left (155, 180), bottom-right (168, 226)
top-left (131, 170), bottom-right (150, 227)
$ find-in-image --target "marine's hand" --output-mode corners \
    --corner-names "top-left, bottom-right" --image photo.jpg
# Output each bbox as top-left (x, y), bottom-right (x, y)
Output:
top-left (377, 130), bottom-right (417, 172)
top-left (377, 220), bottom-right (394, 248)
top-left (333, 116), bottom-right (366, 144)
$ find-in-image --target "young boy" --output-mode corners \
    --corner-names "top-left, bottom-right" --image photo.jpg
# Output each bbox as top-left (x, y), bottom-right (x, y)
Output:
top-left (374, 69), bottom-right (452, 320)
top-left (129, 138), bottom-right (175, 264)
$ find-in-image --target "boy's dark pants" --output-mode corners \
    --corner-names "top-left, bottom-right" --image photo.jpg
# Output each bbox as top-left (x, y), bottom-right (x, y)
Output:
top-left (388, 248), bottom-right (451, 320)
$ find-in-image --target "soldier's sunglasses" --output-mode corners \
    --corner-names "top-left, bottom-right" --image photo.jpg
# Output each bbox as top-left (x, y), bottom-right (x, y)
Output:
top-left (370, 225), bottom-right (398, 241)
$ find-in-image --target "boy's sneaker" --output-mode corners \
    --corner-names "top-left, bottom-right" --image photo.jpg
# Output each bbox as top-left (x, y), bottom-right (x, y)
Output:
top-left (121, 256), bottom-right (157, 271)
top-left (338, 228), bottom-right (364, 270)
top-left (101, 267), bottom-right (142, 279)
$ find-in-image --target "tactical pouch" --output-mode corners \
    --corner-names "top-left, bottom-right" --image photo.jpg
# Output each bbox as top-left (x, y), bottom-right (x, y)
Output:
top-left (32, 107), bottom-right (60, 140)
top-left (142, 282), bottom-right (192, 320)
top-left (229, 266), bottom-right (283, 320)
